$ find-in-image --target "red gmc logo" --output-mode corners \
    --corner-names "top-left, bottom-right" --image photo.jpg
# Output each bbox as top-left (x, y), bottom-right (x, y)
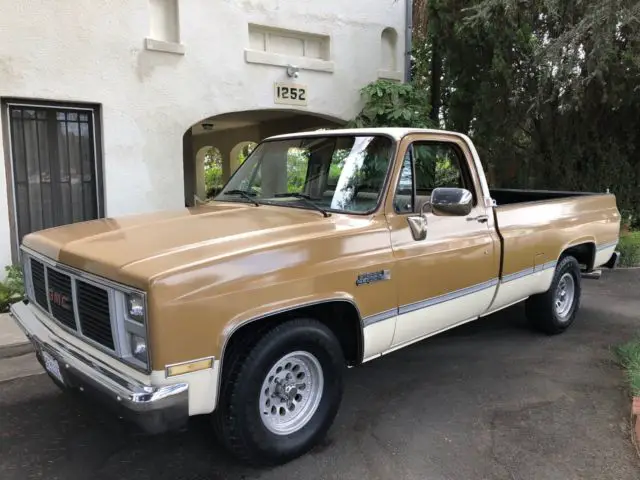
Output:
top-left (49, 290), bottom-right (71, 311)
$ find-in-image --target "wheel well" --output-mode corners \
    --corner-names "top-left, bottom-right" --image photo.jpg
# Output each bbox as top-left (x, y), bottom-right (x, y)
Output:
top-left (561, 242), bottom-right (596, 270)
top-left (220, 301), bottom-right (363, 377)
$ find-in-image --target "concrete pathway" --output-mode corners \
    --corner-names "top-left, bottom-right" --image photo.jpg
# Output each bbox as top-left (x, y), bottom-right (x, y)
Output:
top-left (0, 312), bottom-right (32, 359)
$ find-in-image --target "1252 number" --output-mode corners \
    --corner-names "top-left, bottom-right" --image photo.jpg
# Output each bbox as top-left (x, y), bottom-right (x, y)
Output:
top-left (275, 84), bottom-right (307, 105)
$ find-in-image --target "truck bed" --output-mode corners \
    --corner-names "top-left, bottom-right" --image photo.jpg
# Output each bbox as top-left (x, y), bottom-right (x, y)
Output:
top-left (492, 191), bottom-right (619, 287)
top-left (490, 188), bottom-right (595, 206)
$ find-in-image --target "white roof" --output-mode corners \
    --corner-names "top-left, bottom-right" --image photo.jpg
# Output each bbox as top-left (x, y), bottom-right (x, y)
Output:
top-left (265, 127), bottom-right (468, 141)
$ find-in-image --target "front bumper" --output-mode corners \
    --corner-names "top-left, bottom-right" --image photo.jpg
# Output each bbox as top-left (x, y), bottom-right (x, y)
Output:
top-left (9, 300), bottom-right (189, 434)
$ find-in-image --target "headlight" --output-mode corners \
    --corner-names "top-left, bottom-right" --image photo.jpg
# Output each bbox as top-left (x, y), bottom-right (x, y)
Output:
top-left (127, 293), bottom-right (145, 322)
top-left (129, 334), bottom-right (148, 363)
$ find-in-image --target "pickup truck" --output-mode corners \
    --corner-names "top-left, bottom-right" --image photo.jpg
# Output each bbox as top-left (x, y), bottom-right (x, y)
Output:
top-left (10, 127), bottom-right (621, 466)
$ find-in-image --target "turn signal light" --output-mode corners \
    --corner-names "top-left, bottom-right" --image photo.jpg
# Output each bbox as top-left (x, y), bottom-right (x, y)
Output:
top-left (166, 358), bottom-right (214, 377)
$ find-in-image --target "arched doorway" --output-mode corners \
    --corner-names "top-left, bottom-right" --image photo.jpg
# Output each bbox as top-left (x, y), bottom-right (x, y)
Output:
top-left (183, 109), bottom-right (344, 206)
top-left (230, 141), bottom-right (257, 174)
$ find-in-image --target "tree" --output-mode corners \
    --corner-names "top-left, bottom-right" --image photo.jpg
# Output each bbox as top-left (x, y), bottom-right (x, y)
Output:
top-left (352, 0), bottom-right (640, 227)
top-left (204, 147), bottom-right (223, 197)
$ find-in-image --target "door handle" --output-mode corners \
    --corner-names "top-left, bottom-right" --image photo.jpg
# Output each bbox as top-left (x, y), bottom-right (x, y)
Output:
top-left (467, 215), bottom-right (489, 223)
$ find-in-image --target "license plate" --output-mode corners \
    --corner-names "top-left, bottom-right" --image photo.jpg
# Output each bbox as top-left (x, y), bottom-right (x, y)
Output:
top-left (42, 350), bottom-right (64, 385)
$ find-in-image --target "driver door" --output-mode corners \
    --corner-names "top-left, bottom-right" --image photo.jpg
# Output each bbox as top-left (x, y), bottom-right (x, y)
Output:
top-left (387, 136), bottom-right (500, 349)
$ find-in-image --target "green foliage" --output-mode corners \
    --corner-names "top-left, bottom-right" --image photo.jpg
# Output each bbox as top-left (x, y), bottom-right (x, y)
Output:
top-left (349, 80), bottom-right (435, 128)
top-left (286, 148), bottom-right (309, 192)
top-left (615, 338), bottom-right (640, 396)
top-left (618, 231), bottom-right (640, 267)
top-left (204, 147), bottom-right (223, 198)
top-left (435, 156), bottom-right (460, 187)
top-left (0, 265), bottom-right (25, 313)
top-left (351, 0), bottom-right (640, 222)
top-left (204, 144), bottom-right (256, 198)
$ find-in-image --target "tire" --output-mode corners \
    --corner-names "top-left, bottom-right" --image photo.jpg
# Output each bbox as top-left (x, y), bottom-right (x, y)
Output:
top-left (525, 255), bottom-right (582, 335)
top-left (212, 318), bottom-right (345, 466)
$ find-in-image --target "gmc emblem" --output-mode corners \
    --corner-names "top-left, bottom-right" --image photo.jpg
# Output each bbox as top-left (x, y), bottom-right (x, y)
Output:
top-left (49, 290), bottom-right (71, 311)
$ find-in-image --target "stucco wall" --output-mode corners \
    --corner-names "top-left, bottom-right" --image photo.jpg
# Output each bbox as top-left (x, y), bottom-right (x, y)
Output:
top-left (0, 0), bottom-right (406, 267)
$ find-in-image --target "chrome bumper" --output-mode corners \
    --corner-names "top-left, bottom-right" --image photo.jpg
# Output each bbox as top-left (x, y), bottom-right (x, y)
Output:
top-left (9, 300), bottom-right (189, 434)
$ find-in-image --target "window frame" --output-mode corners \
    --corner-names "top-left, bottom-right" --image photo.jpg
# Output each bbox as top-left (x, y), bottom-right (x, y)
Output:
top-left (1, 98), bottom-right (104, 263)
top-left (392, 139), bottom-right (478, 215)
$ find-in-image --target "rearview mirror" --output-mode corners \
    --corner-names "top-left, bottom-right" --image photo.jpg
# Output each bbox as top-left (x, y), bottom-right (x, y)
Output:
top-left (430, 187), bottom-right (473, 217)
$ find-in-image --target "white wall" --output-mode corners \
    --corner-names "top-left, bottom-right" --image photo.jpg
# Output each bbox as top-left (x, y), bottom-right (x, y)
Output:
top-left (0, 0), bottom-right (406, 267)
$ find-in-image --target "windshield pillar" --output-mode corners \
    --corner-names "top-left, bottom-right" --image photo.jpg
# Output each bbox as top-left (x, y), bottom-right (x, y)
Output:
top-left (261, 143), bottom-right (289, 197)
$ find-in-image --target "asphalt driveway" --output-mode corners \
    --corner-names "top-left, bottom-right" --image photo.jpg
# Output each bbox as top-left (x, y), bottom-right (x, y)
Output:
top-left (1, 269), bottom-right (639, 479)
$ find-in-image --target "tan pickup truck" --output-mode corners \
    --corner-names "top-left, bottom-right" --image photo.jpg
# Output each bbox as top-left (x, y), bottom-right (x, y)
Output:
top-left (10, 127), bottom-right (620, 465)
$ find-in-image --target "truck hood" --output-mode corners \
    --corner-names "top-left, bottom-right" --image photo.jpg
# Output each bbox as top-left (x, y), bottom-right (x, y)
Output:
top-left (22, 201), bottom-right (345, 289)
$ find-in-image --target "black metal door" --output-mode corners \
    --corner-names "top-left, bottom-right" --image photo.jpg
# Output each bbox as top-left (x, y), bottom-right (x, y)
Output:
top-left (8, 104), bottom-right (102, 243)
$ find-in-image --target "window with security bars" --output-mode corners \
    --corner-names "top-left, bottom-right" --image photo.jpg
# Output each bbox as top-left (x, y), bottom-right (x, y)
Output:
top-left (7, 103), bottom-right (103, 245)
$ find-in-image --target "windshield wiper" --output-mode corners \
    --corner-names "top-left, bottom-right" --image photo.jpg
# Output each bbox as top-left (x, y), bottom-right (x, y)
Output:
top-left (224, 189), bottom-right (260, 207)
top-left (273, 192), bottom-right (331, 218)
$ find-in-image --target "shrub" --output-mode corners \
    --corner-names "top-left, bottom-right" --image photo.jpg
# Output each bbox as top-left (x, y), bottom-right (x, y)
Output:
top-left (0, 265), bottom-right (25, 313)
top-left (618, 231), bottom-right (640, 267)
top-left (615, 339), bottom-right (640, 397)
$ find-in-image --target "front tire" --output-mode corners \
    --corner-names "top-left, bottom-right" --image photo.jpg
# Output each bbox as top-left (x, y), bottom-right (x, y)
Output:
top-left (525, 255), bottom-right (582, 335)
top-left (213, 318), bottom-right (345, 466)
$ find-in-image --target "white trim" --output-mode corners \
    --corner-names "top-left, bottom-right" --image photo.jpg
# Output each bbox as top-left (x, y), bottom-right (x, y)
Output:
top-left (377, 69), bottom-right (403, 81)
top-left (4, 105), bottom-right (20, 260)
top-left (594, 244), bottom-right (617, 268)
top-left (151, 360), bottom-right (219, 415)
top-left (362, 316), bottom-right (396, 361)
top-left (398, 278), bottom-right (498, 315)
top-left (485, 268), bottom-right (555, 315)
top-left (391, 286), bottom-right (495, 347)
top-left (244, 49), bottom-right (335, 73)
top-left (144, 38), bottom-right (185, 55)
top-left (5, 102), bottom-right (96, 111)
top-left (385, 314), bottom-right (481, 355)
top-left (361, 264), bottom-right (560, 359)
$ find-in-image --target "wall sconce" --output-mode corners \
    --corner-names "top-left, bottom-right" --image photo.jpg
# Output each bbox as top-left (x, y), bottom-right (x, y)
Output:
top-left (286, 64), bottom-right (300, 79)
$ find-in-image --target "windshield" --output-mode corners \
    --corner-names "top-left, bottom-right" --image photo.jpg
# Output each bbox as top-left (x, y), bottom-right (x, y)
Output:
top-left (214, 135), bottom-right (394, 214)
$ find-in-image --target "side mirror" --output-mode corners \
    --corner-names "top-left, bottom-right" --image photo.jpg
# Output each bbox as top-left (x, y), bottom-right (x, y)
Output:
top-left (430, 187), bottom-right (473, 217)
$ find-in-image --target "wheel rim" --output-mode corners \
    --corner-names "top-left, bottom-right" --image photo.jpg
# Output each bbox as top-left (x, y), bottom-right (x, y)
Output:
top-left (554, 272), bottom-right (575, 320)
top-left (259, 350), bottom-right (324, 435)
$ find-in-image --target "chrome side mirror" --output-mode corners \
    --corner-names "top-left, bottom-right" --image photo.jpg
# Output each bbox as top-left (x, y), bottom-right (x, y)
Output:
top-left (430, 187), bottom-right (473, 217)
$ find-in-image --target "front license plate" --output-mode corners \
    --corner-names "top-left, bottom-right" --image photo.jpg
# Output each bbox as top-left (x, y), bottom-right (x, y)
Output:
top-left (42, 350), bottom-right (64, 385)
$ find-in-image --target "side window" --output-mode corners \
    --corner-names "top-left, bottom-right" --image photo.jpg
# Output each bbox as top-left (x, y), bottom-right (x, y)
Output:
top-left (394, 141), bottom-right (470, 213)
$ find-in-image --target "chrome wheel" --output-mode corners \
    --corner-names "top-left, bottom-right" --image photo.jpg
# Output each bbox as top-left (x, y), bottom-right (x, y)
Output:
top-left (554, 272), bottom-right (575, 320)
top-left (259, 351), bottom-right (324, 435)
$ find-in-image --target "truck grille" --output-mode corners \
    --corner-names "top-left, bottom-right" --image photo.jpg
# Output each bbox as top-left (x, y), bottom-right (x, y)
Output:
top-left (28, 256), bottom-right (115, 352)
top-left (77, 281), bottom-right (114, 350)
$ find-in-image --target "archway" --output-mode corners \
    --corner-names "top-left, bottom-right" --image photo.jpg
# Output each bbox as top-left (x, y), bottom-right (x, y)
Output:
top-left (183, 109), bottom-right (344, 206)
top-left (230, 141), bottom-right (257, 175)
top-left (194, 146), bottom-right (224, 202)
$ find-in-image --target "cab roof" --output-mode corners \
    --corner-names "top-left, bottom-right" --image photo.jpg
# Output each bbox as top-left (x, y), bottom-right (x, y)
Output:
top-left (264, 127), bottom-right (468, 142)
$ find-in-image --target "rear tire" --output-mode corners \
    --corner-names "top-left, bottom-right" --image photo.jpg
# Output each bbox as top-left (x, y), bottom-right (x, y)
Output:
top-left (212, 318), bottom-right (345, 466)
top-left (525, 255), bottom-right (582, 335)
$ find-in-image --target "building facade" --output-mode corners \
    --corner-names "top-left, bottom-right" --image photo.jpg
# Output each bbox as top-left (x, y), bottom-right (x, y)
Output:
top-left (0, 0), bottom-right (408, 268)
